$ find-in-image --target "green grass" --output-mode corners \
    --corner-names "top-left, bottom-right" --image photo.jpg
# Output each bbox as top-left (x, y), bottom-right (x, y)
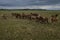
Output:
top-left (0, 10), bottom-right (60, 40)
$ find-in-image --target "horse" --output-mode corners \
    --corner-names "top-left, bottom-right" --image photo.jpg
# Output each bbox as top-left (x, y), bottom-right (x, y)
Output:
top-left (11, 13), bottom-right (21, 19)
top-left (50, 14), bottom-right (58, 23)
top-left (2, 14), bottom-right (7, 19)
top-left (30, 13), bottom-right (38, 17)
top-left (36, 15), bottom-right (48, 23)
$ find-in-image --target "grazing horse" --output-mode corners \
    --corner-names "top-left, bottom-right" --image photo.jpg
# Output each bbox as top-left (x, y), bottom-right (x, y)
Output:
top-left (36, 15), bottom-right (48, 23)
top-left (11, 13), bottom-right (21, 19)
top-left (50, 14), bottom-right (58, 23)
top-left (30, 13), bottom-right (39, 20)
top-left (2, 14), bottom-right (7, 19)
top-left (11, 13), bottom-right (17, 16)
top-left (30, 13), bottom-right (38, 17)
top-left (22, 13), bottom-right (30, 19)
top-left (26, 14), bottom-right (31, 20)
top-left (21, 13), bottom-right (28, 19)
top-left (15, 13), bottom-right (21, 19)
top-left (42, 17), bottom-right (48, 23)
top-left (30, 16), bottom-right (37, 20)
top-left (21, 13), bottom-right (31, 20)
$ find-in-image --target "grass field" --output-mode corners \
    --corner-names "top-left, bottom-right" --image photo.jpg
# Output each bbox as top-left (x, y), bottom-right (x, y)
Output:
top-left (0, 10), bottom-right (60, 40)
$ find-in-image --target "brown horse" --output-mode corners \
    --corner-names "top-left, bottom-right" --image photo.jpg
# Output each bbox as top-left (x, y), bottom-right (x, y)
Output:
top-left (2, 14), bottom-right (7, 19)
top-left (30, 16), bottom-right (37, 20)
top-left (30, 13), bottom-right (38, 17)
top-left (11, 13), bottom-right (17, 16)
top-left (15, 13), bottom-right (21, 19)
top-left (11, 13), bottom-right (21, 19)
top-left (42, 17), bottom-right (48, 23)
top-left (50, 14), bottom-right (58, 23)
top-left (30, 13), bottom-right (39, 20)
top-left (36, 15), bottom-right (48, 23)
top-left (21, 13), bottom-right (31, 20)
top-left (21, 13), bottom-right (28, 19)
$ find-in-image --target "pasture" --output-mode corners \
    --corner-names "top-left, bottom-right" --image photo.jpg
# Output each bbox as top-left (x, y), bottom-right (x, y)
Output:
top-left (0, 10), bottom-right (60, 40)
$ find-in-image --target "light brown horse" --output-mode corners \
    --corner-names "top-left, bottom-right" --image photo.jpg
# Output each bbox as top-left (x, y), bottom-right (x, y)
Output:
top-left (36, 15), bottom-right (48, 23)
top-left (50, 14), bottom-right (58, 23)
top-left (30, 13), bottom-right (39, 20)
top-left (21, 13), bottom-right (30, 19)
top-left (11, 13), bottom-right (22, 19)
top-left (2, 14), bottom-right (7, 19)
top-left (30, 13), bottom-right (38, 17)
